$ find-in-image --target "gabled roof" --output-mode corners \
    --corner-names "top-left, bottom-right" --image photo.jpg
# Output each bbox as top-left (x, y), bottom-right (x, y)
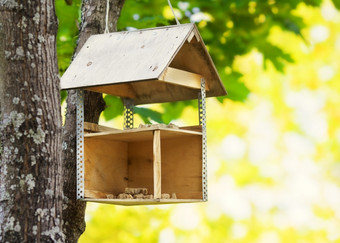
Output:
top-left (60, 24), bottom-right (226, 105)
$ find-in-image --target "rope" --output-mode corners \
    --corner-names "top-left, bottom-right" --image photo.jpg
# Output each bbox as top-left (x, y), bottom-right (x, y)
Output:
top-left (104, 0), bottom-right (180, 33)
top-left (167, 0), bottom-right (180, 25)
top-left (104, 0), bottom-right (110, 34)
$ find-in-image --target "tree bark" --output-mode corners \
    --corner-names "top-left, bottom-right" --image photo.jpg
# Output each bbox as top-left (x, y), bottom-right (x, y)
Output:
top-left (0, 1), bottom-right (64, 242)
top-left (62, 0), bottom-right (125, 242)
top-left (0, 0), bottom-right (125, 242)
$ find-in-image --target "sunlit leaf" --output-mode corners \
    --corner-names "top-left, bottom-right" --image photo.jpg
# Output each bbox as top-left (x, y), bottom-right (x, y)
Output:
top-left (102, 95), bottom-right (124, 121)
top-left (161, 100), bottom-right (196, 124)
top-left (134, 107), bottom-right (163, 124)
top-left (332, 0), bottom-right (340, 9)
top-left (257, 42), bottom-right (294, 72)
top-left (218, 71), bottom-right (249, 102)
top-left (60, 90), bottom-right (67, 104)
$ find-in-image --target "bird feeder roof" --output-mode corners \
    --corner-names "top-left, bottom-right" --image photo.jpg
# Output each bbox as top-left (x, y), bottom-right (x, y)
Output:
top-left (60, 24), bottom-right (226, 105)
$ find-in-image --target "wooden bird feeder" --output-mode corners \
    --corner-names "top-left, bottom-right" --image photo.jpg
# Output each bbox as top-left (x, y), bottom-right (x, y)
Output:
top-left (61, 24), bottom-right (226, 206)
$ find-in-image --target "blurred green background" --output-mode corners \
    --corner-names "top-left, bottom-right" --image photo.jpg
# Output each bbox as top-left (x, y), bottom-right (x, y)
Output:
top-left (56, 0), bottom-right (340, 242)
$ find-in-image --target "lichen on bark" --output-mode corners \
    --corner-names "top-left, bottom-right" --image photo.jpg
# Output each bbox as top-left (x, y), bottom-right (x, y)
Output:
top-left (0, 0), bottom-right (64, 242)
top-left (0, 0), bottom-right (125, 242)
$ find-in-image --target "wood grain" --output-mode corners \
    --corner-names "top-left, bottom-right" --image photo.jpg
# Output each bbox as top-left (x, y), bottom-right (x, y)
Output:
top-left (60, 24), bottom-right (226, 104)
top-left (153, 130), bottom-right (162, 199)
top-left (161, 134), bottom-right (203, 199)
top-left (83, 126), bottom-right (203, 204)
top-left (84, 122), bottom-right (119, 133)
top-left (159, 67), bottom-right (205, 90)
top-left (84, 137), bottom-right (128, 195)
top-left (61, 24), bottom-right (194, 89)
top-left (82, 198), bottom-right (203, 206)
top-left (127, 140), bottom-right (154, 194)
top-left (181, 125), bottom-right (202, 133)
top-left (84, 126), bottom-right (202, 141)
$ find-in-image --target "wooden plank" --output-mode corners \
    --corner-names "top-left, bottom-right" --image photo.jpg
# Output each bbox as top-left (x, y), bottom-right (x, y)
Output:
top-left (84, 137), bottom-right (128, 195)
top-left (122, 79), bottom-right (201, 105)
top-left (158, 67), bottom-right (206, 90)
top-left (84, 126), bottom-right (201, 142)
top-left (80, 78), bottom-right (206, 105)
top-left (175, 192), bottom-right (203, 199)
top-left (187, 28), bottom-right (200, 43)
top-left (82, 198), bottom-right (203, 206)
top-left (84, 122), bottom-right (119, 133)
top-left (87, 66), bottom-right (209, 98)
top-left (86, 83), bottom-right (137, 99)
top-left (84, 189), bottom-right (114, 199)
top-left (127, 140), bottom-right (154, 194)
top-left (161, 134), bottom-right (203, 199)
top-left (180, 125), bottom-right (202, 133)
top-left (84, 189), bottom-right (106, 198)
top-left (153, 130), bottom-right (162, 199)
top-left (60, 24), bottom-right (194, 90)
top-left (160, 128), bottom-right (202, 138)
top-left (85, 129), bottom-right (154, 142)
top-left (138, 123), bottom-right (179, 129)
top-left (187, 31), bottom-right (196, 43)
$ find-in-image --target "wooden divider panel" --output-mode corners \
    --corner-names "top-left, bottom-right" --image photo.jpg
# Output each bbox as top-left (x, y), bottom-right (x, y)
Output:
top-left (153, 130), bottom-right (162, 199)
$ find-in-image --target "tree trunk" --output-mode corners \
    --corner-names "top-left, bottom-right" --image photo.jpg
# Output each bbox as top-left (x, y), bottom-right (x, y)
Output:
top-left (62, 0), bottom-right (125, 242)
top-left (0, 1), bottom-right (64, 242)
top-left (0, 0), bottom-right (125, 242)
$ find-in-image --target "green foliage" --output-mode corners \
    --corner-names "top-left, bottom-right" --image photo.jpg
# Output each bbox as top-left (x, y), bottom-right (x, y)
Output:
top-left (55, 0), bottom-right (80, 75)
top-left (56, 0), bottom-right (81, 103)
top-left (134, 107), bottom-right (163, 124)
top-left (60, 90), bottom-right (68, 104)
top-left (161, 100), bottom-right (196, 124)
top-left (257, 42), bottom-right (294, 72)
top-left (331, 0), bottom-right (340, 9)
top-left (218, 71), bottom-right (248, 102)
top-left (102, 95), bottom-right (124, 121)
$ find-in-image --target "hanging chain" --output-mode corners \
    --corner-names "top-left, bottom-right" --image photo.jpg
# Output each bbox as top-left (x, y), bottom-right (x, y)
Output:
top-left (123, 98), bottom-right (134, 129)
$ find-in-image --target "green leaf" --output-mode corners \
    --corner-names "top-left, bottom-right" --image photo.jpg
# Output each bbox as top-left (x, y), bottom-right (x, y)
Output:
top-left (102, 95), bottom-right (124, 121)
top-left (219, 71), bottom-right (249, 102)
top-left (134, 107), bottom-right (163, 124)
top-left (304, 0), bottom-right (324, 6)
top-left (332, 0), bottom-right (340, 9)
top-left (161, 100), bottom-right (196, 124)
top-left (56, 0), bottom-right (80, 75)
top-left (257, 42), bottom-right (294, 72)
top-left (60, 90), bottom-right (67, 104)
